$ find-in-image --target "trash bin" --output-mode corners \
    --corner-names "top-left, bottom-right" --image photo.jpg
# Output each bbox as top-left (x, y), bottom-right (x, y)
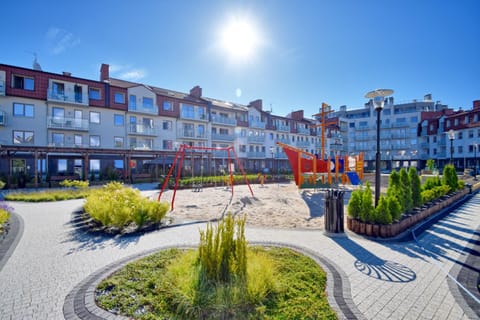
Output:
top-left (324, 189), bottom-right (345, 233)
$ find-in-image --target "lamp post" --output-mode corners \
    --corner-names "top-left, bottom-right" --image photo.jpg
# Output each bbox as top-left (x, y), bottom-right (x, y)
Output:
top-left (474, 143), bottom-right (478, 181)
top-left (365, 89), bottom-right (394, 208)
top-left (269, 146), bottom-right (275, 181)
top-left (447, 129), bottom-right (455, 165)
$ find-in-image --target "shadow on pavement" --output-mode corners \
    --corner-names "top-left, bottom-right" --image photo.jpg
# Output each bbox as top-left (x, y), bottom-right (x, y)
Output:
top-left (333, 236), bottom-right (417, 283)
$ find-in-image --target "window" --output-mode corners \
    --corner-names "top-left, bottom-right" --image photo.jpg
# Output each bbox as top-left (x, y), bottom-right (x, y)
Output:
top-left (181, 104), bottom-right (195, 118)
top-left (11, 159), bottom-right (26, 174)
top-left (58, 159), bottom-right (67, 173)
top-left (454, 118), bottom-right (459, 126)
top-left (433, 136), bottom-right (437, 143)
top-left (114, 92), bottom-right (125, 104)
top-left (13, 130), bottom-right (34, 144)
top-left (410, 116), bottom-right (418, 123)
top-left (90, 135), bottom-right (100, 147)
top-left (383, 109), bottom-right (391, 116)
top-left (163, 140), bottom-right (173, 150)
top-left (52, 82), bottom-right (65, 96)
top-left (458, 132), bottom-right (463, 140)
top-left (89, 88), bottom-right (101, 100)
top-left (90, 159), bottom-right (100, 172)
top-left (114, 114), bottom-right (124, 126)
top-left (349, 122), bottom-right (355, 128)
top-left (458, 146), bottom-right (463, 154)
top-left (12, 75), bottom-right (34, 90)
top-left (464, 116), bottom-right (469, 124)
top-left (446, 120), bottom-right (450, 128)
top-left (114, 136), bottom-right (124, 148)
top-left (162, 120), bottom-right (172, 130)
top-left (197, 124), bottom-right (205, 138)
top-left (52, 133), bottom-right (64, 146)
top-left (143, 97), bottom-right (153, 108)
top-left (90, 111), bottom-right (100, 124)
top-left (129, 95), bottom-right (136, 109)
top-left (114, 159), bottom-right (124, 169)
top-left (469, 145), bottom-right (474, 153)
top-left (74, 134), bottom-right (82, 146)
top-left (13, 103), bottom-right (34, 117)
top-left (469, 130), bottom-right (474, 138)
top-left (52, 107), bottom-right (65, 123)
top-left (163, 101), bottom-right (173, 111)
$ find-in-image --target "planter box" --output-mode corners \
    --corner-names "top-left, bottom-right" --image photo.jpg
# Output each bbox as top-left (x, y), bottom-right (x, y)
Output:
top-left (347, 188), bottom-right (468, 238)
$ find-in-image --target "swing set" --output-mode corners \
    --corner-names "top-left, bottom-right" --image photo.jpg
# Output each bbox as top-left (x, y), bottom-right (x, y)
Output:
top-left (157, 144), bottom-right (254, 210)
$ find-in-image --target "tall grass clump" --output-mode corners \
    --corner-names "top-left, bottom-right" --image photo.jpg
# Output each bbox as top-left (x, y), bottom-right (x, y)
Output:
top-left (59, 179), bottom-right (89, 189)
top-left (84, 181), bottom-right (169, 228)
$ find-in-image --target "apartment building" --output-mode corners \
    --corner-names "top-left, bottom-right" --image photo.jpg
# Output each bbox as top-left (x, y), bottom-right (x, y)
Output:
top-left (0, 62), bottom-right (324, 187)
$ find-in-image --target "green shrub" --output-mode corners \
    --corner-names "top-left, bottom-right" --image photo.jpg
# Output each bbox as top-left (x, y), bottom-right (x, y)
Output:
top-left (60, 179), bottom-right (89, 189)
top-left (4, 189), bottom-right (89, 202)
top-left (399, 168), bottom-right (413, 213)
top-left (423, 175), bottom-right (442, 191)
top-left (442, 164), bottom-right (458, 192)
top-left (421, 189), bottom-right (435, 203)
top-left (360, 181), bottom-right (374, 222)
top-left (374, 196), bottom-right (392, 225)
top-left (387, 170), bottom-right (405, 212)
top-left (387, 195), bottom-right (402, 222)
top-left (347, 189), bottom-right (362, 219)
top-left (426, 159), bottom-right (436, 171)
top-left (84, 181), bottom-right (169, 228)
top-left (409, 167), bottom-right (422, 207)
top-left (458, 180), bottom-right (465, 189)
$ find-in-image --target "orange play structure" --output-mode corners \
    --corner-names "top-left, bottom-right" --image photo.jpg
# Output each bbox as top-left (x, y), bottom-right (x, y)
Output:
top-left (277, 141), bottom-right (364, 189)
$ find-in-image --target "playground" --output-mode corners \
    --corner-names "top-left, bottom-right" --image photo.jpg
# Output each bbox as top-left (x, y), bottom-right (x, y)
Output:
top-left (160, 181), bottom-right (353, 229)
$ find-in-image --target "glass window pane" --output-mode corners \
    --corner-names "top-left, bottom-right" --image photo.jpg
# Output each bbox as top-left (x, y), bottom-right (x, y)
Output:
top-left (143, 97), bottom-right (153, 108)
top-left (24, 77), bottom-right (34, 90)
top-left (90, 112), bottom-right (100, 123)
top-left (114, 114), bottom-right (124, 126)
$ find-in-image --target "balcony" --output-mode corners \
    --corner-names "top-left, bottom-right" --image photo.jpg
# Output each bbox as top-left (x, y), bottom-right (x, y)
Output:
top-left (276, 124), bottom-right (290, 132)
top-left (277, 138), bottom-right (290, 145)
top-left (47, 117), bottom-right (89, 131)
top-left (420, 142), bottom-right (429, 148)
top-left (355, 135), bottom-right (370, 141)
top-left (180, 112), bottom-right (208, 122)
top-left (177, 129), bottom-right (207, 140)
top-left (275, 151), bottom-right (288, 159)
top-left (0, 80), bottom-right (5, 95)
top-left (130, 142), bottom-right (153, 150)
top-left (128, 104), bottom-right (158, 115)
top-left (247, 136), bottom-right (265, 144)
top-left (47, 90), bottom-right (88, 105)
top-left (211, 115), bottom-right (237, 126)
top-left (249, 121), bottom-right (266, 129)
top-left (356, 125), bottom-right (370, 131)
top-left (212, 150), bottom-right (229, 158)
top-left (297, 127), bottom-right (311, 135)
top-left (247, 151), bottom-right (266, 158)
top-left (380, 123), bottom-right (391, 129)
top-left (391, 122), bottom-right (409, 128)
top-left (128, 124), bottom-right (158, 136)
top-left (211, 133), bottom-right (235, 141)
top-left (296, 141), bottom-right (310, 148)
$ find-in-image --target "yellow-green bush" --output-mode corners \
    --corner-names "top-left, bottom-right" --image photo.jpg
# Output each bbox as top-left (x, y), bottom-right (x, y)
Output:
top-left (60, 179), bottom-right (89, 189)
top-left (84, 181), bottom-right (169, 228)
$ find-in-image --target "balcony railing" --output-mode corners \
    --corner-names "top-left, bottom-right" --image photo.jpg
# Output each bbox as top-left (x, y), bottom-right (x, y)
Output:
top-left (247, 136), bottom-right (265, 144)
top-left (0, 111), bottom-right (5, 126)
top-left (277, 138), bottom-right (290, 144)
top-left (211, 115), bottom-right (237, 126)
top-left (249, 121), bottom-right (266, 129)
top-left (296, 141), bottom-right (310, 148)
top-left (128, 124), bottom-right (158, 136)
top-left (212, 150), bottom-right (229, 158)
top-left (276, 125), bottom-right (290, 132)
top-left (391, 122), bottom-right (409, 128)
top-left (47, 90), bottom-right (88, 105)
top-left (275, 151), bottom-right (288, 159)
top-left (211, 133), bottom-right (235, 141)
top-left (47, 117), bottom-right (89, 131)
top-left (0, 80), bottom-right (5, 95)
top-left (297, 127), bottom-right (311, 135)
top-left (355, 135), bottom-right (370, 141)
top-left (130, 142), bottom-right (153, 150)
top-left (356, 125), bottom-right (370, 131)
top-left (128, 104), bottom-right (159, 115)
top-left (247, 151), bottom-right (266, 158)
top-left (180, 112), bottom-right (208, 121)
top-left (177, 130), bottom-right (207, 140)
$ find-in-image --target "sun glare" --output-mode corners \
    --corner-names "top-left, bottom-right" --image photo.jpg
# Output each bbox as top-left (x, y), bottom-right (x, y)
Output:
top-left (220, 17), bottom-right (260, 61)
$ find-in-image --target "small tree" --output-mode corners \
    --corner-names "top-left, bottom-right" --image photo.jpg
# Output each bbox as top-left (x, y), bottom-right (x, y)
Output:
top-left (347, 189), bottom-right (363, 219)
top-left (442, 164), bottom-right (458, 192)
top-left (408, 167), bottom-right (422, 208)
top-left (387, 170), bottom-right (405, 212)
top-left (399, 168), bottom-right (413, 213)
top-left (375, 195), bottom-right (392, 225)
top-left (387, 195), bottom-right (402, 221)
top-left (360, 181), bottom-right (374, 222)
top-left (426, 159), bottom-right (435, 171)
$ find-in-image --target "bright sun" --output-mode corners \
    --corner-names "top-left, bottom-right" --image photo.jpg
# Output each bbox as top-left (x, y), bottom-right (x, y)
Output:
top-left (220, 17), bottom-right (259, 61)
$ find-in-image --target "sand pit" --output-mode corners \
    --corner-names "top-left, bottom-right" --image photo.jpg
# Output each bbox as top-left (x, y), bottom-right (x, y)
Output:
top-left (157, 182), bottom-right (348, 229)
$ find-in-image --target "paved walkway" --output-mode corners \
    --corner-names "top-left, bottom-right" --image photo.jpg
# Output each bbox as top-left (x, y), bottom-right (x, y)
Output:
top-left (0, 189), bottom-right (479, 319)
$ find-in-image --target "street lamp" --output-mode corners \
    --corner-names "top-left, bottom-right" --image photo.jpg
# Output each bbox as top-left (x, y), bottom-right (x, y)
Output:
top-left (365, 89), bottom-right (394, 208)
top-left (269, 146), bottom-right (275, 180)
top-left (474, 143), bottom-right (478, 181)
top-left (447, 129), bottom-right (455, 165)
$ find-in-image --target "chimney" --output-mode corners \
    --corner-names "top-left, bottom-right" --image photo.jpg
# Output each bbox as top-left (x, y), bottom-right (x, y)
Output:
top-left (291, 110), bottom-right (304, 121)
top-left (249, 99), bottom-right (263, 110)
top-left (473, 100), bottom-right (480, 110)
top-left (100, 63), bottom-right (109, 81)
top-left (190, 85), bottom-right (202, 98)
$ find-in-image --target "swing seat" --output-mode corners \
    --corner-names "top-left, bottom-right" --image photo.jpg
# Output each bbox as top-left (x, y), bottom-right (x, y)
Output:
top-left (192, 183), bottom-right (203, 192)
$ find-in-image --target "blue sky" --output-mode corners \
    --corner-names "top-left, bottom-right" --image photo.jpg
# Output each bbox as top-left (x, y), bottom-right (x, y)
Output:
top-left (2, 1), bottom-right (479, 116)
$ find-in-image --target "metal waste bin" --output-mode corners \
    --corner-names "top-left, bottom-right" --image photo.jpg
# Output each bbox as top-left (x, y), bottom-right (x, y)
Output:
top-left (324, 189), bottom-right (345, 233)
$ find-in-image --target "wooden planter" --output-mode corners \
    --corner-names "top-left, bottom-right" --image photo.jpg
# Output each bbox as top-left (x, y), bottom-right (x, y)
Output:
top-left (346, 188), bottom-right (468, 238)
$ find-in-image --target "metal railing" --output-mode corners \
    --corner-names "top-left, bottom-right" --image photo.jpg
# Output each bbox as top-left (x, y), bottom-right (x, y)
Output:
top-left (47, 117), bottom-right (89, 131)
top-left (211, 133), bottom-right (235, 141)
top-left (211, 115), bottom-right (237, 126)
top-left (247, 136), bottom-right (265, 143)
top-left (247, 151), bottom-right (266, 158)
top-left (249, 121), bottom-right (266, 129)
top-left (128, 104), bottom-right (159, 115)
top-left (47, 91), bottom-right (88, 105)
top-left (128, 124), bottom-right (158, 136)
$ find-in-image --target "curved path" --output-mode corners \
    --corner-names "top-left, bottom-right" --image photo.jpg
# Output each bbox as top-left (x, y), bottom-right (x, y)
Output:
top-left (0, 190), bottom-right (479, 319)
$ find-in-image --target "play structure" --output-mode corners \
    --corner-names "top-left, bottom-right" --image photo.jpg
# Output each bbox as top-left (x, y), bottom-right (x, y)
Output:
top-left (157, 145), bottom-right (254, 210)
top-left (277, 141), bottom-right (364, 189)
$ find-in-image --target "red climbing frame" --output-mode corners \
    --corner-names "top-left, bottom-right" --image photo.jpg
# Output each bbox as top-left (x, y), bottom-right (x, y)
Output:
top-left (157, 144), bottom-right (254, 210)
